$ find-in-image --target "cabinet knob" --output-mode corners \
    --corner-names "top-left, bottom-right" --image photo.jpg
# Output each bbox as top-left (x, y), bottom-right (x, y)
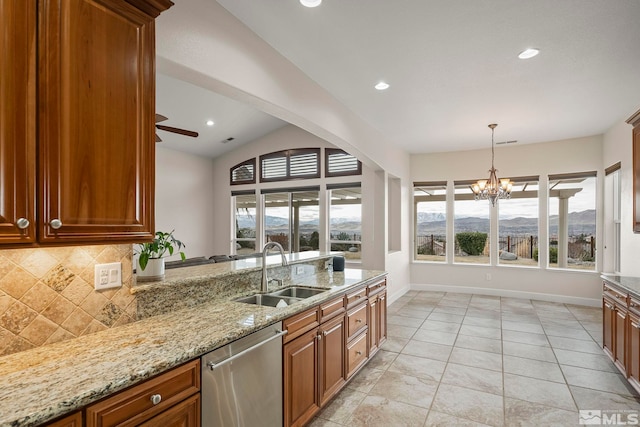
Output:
top-left (317, 333), bottom-right (322, 341)
top-left (16, 218), bottom-right (30, 229)
top-left (150, 394), bottom-right (162, 405)
top-left (50, 219), bottom-right (63, 229)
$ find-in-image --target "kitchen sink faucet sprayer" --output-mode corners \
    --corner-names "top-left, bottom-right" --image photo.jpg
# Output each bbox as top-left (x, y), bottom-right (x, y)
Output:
top-left (261, 242), bottom-right (288, 292)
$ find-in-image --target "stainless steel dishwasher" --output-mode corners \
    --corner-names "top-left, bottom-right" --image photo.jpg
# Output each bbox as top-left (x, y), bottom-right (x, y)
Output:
top-left (201, 322), bottom-right (286, 426)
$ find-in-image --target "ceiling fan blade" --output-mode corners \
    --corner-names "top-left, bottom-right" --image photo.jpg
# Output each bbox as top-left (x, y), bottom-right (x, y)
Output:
top-left (156, 124), bottom-right (199, 138)
top-left (155, 113), bottom-right (168, 123)
top-left (155, 133), bottom-right (162, 142)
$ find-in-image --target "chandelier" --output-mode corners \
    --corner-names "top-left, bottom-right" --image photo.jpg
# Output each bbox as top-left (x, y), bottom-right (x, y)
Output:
top-left (471, 124), bottom-right (512, 206)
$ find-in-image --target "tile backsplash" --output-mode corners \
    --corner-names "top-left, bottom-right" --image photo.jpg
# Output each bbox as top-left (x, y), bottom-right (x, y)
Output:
top-left (0, 245), bottom-right (135, 356)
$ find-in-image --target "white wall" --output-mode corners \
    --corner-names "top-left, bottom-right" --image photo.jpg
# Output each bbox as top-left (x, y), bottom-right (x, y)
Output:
top-left (410, 135), bottom-right (604, 305)
top-left (603, 114), bottom-right (640, 276)
top-left (155, 147), bottom-right (216, 261)
top-left (155, 0), bottom-right (411, 301)
top-left (155, 0), bottom-right (409, 178)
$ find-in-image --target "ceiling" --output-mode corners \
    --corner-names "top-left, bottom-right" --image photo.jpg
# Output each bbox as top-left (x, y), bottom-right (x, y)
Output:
top-left (155, 74), bottom-right (286, 158)
top-left (157, 0), bottom-right (640, 157)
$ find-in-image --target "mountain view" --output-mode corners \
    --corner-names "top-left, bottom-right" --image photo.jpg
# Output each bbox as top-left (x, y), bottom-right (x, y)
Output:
top-left (237, 215), bottom-right (362, 235)
top-left (416, 209), bottom-right (596, 237)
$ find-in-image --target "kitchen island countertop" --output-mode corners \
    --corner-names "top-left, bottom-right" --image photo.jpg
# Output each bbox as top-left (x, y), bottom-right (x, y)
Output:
top-left (0, 267), bottom-right (385, 427)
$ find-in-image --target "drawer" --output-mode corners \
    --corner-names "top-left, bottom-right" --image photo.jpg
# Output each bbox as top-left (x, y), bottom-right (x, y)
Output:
top-left (283, 306), bottom-right (319, 343)
top-left (346, 331), bottom-right (368, 378)
top-left (320, 296), bottom-right (345, 323)
top-left (603, 283), bottom-right (627, 304)
top-left (367, 279), bottom-right (386, 296)
top-left (345, 286), bottom-right (367, 308)
top-left (85, 360), bottom-right (200, 427)
top-left (347, 303), bottom-right (367, 340)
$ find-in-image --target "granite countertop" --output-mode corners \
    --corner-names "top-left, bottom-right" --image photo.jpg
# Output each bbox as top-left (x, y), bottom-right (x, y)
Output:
top-left (602, 274), bottom-right (640, 299)
top-left (0, 267), bottom-right (385, 427)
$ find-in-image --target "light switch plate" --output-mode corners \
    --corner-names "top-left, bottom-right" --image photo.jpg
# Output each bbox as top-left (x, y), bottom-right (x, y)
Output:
top-left (94, 262), bottom-right (122, 290)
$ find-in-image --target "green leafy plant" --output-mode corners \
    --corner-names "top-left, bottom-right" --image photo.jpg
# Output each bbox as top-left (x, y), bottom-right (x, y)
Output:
top-left (136, 230), bottom-right (186, 271)
top-left (455, 232), bottom-right (487, 256)
top-left (533, 247), bottom-right (558, 263)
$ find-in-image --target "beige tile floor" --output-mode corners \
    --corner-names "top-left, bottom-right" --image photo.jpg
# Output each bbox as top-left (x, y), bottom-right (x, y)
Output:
top-left (310, 291), bottom-right (640, 427)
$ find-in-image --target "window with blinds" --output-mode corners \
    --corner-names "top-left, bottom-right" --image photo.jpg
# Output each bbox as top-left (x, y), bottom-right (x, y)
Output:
top-left (230, 159), bottom-right (256, 185)
top-left (259, 149), bottom-right (320, 182)
top-left (325, 148), bottom-right (362, 177)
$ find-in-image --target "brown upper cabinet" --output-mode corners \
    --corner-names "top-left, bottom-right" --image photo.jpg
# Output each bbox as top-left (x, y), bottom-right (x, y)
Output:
top-left (0, 0), bottom-right (172, 246)
top-left (628, 108), bottom-right (640, 233)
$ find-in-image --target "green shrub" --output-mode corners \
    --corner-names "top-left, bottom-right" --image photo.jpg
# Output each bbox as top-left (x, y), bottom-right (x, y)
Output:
top-left (455, 232), bottom-right (487, 256)
top-left (533, 247), bottom-right (558, 263)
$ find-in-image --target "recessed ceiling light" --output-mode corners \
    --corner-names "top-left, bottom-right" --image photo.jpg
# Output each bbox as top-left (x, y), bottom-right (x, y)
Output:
top-left (206, 120), bottom-right (215, 126)
top-left (518, 48), bottom-right (540, 59)
top-left (300, 0), bottom-right (321, 7)
top-left (375, 81), bottom-right (390, 90)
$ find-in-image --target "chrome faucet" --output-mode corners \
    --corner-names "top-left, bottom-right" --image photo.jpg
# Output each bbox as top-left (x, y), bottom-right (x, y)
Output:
top-left (261, 242), bottom-right (288, 292)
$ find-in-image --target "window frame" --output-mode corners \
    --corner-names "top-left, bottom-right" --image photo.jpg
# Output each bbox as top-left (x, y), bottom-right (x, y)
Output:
top-left (497, 175), bottom-right (540, 268)
top-left (547, 170), bottom-right (597, 271)
top-left (325, 148), bottom-right (362, 177)
top-left (413, 181), bottom-right (448, 263)
top-left (230, 158), bottom-right (256, 185)
top-left (259, 148), bottom-right (321, 183)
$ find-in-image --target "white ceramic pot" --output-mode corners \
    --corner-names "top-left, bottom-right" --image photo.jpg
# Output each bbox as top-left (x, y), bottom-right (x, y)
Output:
top-left (136, 258), bottom-right (165, 282)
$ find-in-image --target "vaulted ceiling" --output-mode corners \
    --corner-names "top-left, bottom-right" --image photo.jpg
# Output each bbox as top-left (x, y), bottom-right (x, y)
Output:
top-left (156, 0), bottom-right (640, 157)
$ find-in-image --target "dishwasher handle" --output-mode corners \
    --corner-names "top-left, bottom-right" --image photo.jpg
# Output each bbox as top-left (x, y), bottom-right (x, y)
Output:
top-left (207, 329), bottom-right (288, 370)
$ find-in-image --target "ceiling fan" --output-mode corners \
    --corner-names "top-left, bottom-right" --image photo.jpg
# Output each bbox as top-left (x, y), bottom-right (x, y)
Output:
top-left (155, 114), bottom-right (199, 142)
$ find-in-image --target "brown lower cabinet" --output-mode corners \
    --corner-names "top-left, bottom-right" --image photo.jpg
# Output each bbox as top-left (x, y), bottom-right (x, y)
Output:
top-left (283, 277), bottom-right (387, 427)
top-left (85, 360), bottom-right (200, 427)
top-left (43, 412), bottom-right (82, 427)
top-left (602, 280), bottom-right (640, 393)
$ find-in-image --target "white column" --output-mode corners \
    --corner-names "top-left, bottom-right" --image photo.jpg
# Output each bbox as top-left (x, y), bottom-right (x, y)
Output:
top-left (557, 195), bottom-right (569, 268)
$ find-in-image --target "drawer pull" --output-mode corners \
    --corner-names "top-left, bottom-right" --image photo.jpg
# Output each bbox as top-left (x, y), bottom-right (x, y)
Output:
top-left (632, 303), bottom-right (637, 308)
top-left (150, 394), bottom-right (162, 405)
top-left (355, 319), bottom-right (362, 323)
top-left (604, 302), bottom-right (613, 309)
top-left (632, 322), bottom-right (640, 329)
top-left (355, 295), bottom-right (362, 299)
top-left (355, 351), bottom-right (362, 356)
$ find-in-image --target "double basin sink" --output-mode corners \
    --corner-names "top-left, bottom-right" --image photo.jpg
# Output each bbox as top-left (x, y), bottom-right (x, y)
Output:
top-left (234, 286), bottom-right (329, 307)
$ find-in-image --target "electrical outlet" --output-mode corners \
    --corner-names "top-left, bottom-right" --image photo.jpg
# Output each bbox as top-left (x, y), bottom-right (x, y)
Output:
top-left (485, 273), bottom-right (492, 281)
top-left (94, 262), bottom-right (122, 290)
top-left (296, 265), bottom-right (304, 275)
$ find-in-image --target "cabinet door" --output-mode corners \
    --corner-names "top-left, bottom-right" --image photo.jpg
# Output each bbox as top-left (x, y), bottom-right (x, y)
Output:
top-left (368, 295), bottom-right (379, 355)
top-left (603, 298), bottom-right (614, 358)
top-left (139, 393), bottom-right (200, 427)
top-left (37, 0), bottom-right (155, 243)
top-left (318, 314), bottom-right (346, 406)
top-left (0, 0), bottom-right (36, 244)
top-left (633, 124), bottom-right (640, 233)
top-left (284, 328), bottom-right (320, 427)
top-left (378, 292), bottom-right (387, 346)
top-left (44, 411), bottom-right (82, 427)
top-left (615, 305), bottom-right (627, 374)
top-left (629, 313), bottom-right (640, 388)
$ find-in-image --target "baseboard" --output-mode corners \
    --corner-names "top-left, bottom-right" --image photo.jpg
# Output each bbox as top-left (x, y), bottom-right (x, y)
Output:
top-left (388, 282), bottom-right (411, 306)
top-left (408, 283), bottom-right (601, 307)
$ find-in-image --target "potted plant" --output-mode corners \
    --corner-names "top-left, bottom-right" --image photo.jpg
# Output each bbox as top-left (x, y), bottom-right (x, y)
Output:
top-left (135, 230), bottom-right (186, 281)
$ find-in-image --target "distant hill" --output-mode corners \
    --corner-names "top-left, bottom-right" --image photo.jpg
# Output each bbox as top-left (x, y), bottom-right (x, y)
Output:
top-left (238, 209), bottom-right (596, 238)
top-left (417, 209), bottom-right (596, 237)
